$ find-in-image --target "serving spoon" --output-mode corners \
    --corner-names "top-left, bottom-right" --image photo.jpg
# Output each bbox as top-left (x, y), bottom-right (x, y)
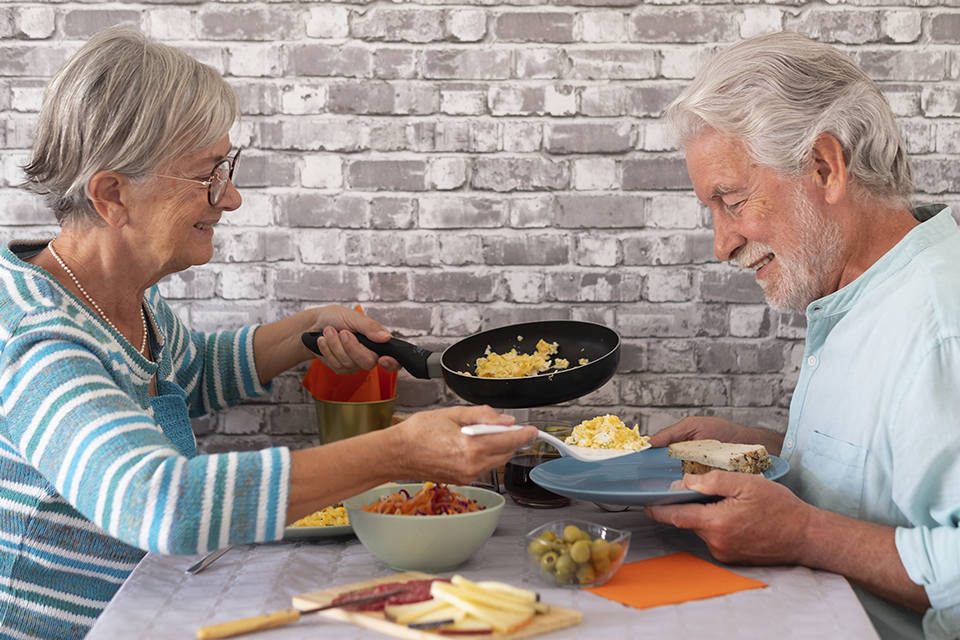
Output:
top-left (461, 424), bottom-right (650, 463)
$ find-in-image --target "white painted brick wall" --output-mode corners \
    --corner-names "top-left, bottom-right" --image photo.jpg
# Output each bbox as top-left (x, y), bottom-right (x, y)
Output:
top-left (2, 1), bottom-right (958, 453)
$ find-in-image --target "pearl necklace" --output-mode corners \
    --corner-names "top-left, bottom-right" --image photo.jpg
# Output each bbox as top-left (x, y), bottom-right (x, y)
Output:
top-left (48, 239), bottom-right (148, 355)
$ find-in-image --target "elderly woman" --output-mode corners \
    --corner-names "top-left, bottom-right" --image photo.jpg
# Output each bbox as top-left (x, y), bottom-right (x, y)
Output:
top-left (0, 25), bottom-right (535, 639)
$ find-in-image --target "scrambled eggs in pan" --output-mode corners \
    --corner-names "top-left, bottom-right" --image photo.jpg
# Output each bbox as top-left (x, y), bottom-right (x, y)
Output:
top-left (564, 414), bottom-right (650, 451)
top-left (468, 339), bottom-right (564, 378)
top-left (458, 337), bottom-right (592, 378)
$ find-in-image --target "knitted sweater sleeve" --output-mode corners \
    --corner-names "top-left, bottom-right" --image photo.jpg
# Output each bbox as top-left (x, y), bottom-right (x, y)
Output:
top-left (0, 302), bottom-right (291, 554)
top-left (149, 291), bottom-right (271, 416)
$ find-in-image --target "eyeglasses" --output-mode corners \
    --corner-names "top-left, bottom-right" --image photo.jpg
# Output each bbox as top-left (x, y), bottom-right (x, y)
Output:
top-left (152, 148), bottom-right (242, 206)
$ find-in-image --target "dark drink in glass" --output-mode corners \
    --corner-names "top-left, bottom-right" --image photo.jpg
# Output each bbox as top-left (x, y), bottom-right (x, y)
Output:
top-left (504, 423), bottom-right (573, 508)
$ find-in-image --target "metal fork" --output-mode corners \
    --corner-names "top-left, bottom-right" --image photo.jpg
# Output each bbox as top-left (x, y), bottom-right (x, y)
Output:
top-left (186, 546), bottom-right (233, 574)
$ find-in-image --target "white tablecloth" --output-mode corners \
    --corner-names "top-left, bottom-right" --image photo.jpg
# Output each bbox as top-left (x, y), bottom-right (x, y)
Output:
top-left (86, 498), bottom-right (880, 640)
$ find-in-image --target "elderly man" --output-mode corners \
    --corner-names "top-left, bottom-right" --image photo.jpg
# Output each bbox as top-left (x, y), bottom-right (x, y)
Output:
top-left (644, 32), bottom-right (960, 640)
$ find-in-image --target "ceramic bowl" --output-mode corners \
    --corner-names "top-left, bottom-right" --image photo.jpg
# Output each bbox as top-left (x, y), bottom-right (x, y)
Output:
top-left (344, 483), bottom-right (504, 572)
top-left (525, 519), bottom-right (630, 588)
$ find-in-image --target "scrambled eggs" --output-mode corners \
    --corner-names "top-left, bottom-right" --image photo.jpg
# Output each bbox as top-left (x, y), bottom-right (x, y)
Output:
top-left (470, 339), bottom-right (564, 378)
top-left (564, 415), bottom-right (650, 451)
top-left (290, 504), bottom-right (349, 528)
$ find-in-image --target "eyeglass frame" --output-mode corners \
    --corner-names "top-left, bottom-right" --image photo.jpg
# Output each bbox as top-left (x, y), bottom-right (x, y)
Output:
top-left (151, 148), bottom-right (242, 206)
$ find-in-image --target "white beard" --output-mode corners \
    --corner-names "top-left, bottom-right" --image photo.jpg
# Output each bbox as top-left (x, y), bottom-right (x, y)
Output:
top-left (733, 187), bottom-right (845, 313)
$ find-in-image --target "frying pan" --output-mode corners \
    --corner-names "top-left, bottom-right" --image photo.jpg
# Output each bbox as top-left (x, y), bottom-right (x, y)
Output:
top-left (300, 320), bottom-right (620, 408)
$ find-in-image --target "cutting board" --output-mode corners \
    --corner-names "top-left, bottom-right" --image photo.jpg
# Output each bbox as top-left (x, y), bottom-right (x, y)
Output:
top-left (292, 571), bottom-right (583, 640)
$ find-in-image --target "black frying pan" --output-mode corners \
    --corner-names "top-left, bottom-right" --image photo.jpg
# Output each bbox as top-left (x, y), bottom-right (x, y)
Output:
top-left (300, 320), bottom-right (621, 409)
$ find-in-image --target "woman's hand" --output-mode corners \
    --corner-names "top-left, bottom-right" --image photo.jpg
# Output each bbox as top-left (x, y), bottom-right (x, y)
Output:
top-left (302, 306), bottom-right (401, 374)
top-left (253, 305), bottom-right (401, 383)
top-left (388, 406), bottom-right (538, 485)
top-left (287, 405), bottom-right (538, 521)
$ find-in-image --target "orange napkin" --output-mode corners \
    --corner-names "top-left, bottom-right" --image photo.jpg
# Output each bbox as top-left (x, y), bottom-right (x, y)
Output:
top-left (301, 306), bottom-right (398, 403)
top-left (585, 552), bottom-right (766, 609)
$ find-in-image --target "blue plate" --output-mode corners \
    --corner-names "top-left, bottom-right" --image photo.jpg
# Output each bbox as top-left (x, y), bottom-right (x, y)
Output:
top-left (529, 447), bottom-right (789, 506)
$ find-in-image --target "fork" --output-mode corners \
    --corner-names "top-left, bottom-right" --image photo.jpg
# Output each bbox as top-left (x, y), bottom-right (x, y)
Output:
top-left (185, 546), bottom-right (233, 574)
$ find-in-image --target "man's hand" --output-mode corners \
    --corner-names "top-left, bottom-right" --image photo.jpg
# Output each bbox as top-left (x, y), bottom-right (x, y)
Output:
top-left (649, 417), bottom-right (785, 456)
top-left (645, 471), bottom-right (811, 565)
top-left (645, 471), bottom-right (930, 611)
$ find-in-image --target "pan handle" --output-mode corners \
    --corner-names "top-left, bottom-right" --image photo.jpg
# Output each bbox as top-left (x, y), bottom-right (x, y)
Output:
top-left (300, 332), bottom-right (438, 379)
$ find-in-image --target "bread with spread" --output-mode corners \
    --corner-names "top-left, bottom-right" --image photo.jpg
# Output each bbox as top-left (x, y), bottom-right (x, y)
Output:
top-left (667, 439), bottom-right (772, 474)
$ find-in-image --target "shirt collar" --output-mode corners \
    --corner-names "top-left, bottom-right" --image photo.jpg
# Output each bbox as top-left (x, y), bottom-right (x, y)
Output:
top-left (805, 204), bottom-right (955, 320)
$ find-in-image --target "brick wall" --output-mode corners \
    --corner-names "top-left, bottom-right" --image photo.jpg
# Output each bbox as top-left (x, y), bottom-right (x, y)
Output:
top-left (1, 2), bottom-right (958, 454)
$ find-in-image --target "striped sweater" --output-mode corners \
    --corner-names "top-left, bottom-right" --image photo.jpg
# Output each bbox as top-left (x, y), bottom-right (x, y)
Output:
top-left (0, 240), bottom-right (292, 639)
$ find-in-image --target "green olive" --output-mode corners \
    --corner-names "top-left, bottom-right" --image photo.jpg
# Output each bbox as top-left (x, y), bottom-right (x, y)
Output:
top-left (570, 539), bottom-right (591, 564)
top-left (538, 531), bottom-right (558, 543)
top-left (590, 539), bottom-right (610, 562)
top-left (527, 539), bottom-right (552, 557)
top-left (555, 570), bottom-right (576, 585)
top-left (576, 563), bottom-right (596, 585)
top-left (591, 555), bottom-right (611, 576)
top-left (555, 552), bottom-right (576, 576)
top-left (608, 542), bottom-right (623, 562)
top-left (539, 551), bottom-right (558, 573)
top-left (563, 525), bottom-right (583, 543)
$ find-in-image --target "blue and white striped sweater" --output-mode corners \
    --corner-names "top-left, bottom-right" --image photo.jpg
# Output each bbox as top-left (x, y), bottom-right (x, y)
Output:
top-left (0, 240), bottom-right (292, 639)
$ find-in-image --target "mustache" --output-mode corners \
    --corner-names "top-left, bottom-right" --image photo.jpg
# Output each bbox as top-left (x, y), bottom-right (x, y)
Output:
top-left (732, 243), bottom-right (774, 270)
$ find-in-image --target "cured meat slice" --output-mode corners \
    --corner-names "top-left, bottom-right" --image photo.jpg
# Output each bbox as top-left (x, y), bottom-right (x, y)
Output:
top-left (331, 579), bottom-right (449, 611)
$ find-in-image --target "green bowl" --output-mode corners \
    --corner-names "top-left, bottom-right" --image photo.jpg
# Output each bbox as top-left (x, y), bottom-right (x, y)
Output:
top-left (344, 483), bottom-right (505, 572)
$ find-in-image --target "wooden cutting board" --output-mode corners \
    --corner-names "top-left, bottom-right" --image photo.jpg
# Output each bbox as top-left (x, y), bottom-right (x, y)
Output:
top-left (292, 572), bottom-right (583, 640)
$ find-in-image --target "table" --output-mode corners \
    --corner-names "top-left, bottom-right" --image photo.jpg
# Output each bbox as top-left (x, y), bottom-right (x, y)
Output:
top-left (86, 497), bottom-right (880, 640)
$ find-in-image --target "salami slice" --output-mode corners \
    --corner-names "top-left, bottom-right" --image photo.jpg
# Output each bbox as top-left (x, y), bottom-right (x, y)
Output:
top-left (331, 579), bottom-right (449, 611)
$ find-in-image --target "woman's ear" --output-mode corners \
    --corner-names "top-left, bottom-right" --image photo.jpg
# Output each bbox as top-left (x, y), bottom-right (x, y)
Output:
top-left (811, 133), bottom-right (848, 205)
top-left (87, 171), bottom-right (130, 228)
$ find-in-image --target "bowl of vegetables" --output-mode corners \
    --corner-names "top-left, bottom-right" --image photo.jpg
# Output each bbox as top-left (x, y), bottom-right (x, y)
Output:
top-left (344, 482), bottom-right (504, 572)
top-left (525, 519), bottom-right (630, 588)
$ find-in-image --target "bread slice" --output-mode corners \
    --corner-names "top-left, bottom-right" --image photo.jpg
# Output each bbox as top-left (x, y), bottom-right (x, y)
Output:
top-left (667, 439), bottom-right (771, 474)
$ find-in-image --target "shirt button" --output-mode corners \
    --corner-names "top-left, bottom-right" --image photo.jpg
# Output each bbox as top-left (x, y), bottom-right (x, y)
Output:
top-left (785, 438), bottom-right (795, 449)
top-left (807, 356), bottom-right (818, 366)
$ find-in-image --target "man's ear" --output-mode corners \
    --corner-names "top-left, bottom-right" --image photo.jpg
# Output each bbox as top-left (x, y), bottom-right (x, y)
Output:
top-left (811, 133), bottom-right (848, 205)
top-left (87, 171), bottom-right (130, 228)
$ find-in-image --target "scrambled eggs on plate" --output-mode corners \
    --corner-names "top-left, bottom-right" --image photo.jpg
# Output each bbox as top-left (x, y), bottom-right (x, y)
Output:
top-left (564, 415), bottom-right (650, 451)
top-left (290, 504), bottom-right (349, 528)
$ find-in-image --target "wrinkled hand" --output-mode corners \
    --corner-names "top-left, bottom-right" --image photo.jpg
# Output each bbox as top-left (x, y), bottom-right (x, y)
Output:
top-left (644, 471), bottom-right (813, 566)
top-left (647, 416), bottom-right (750, 449)
top-left (391, 406), bottom-right (538, 485)
top-left (304, 305), bottom-right (401, 374)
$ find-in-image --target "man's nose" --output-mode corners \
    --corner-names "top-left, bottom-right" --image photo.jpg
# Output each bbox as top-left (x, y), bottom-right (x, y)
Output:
top-left (712, 210), bottom-right (745, 262)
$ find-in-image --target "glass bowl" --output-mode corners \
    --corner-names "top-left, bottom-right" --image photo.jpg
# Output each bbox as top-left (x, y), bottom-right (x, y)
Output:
top-left (524, 519), bottom-right (630, 589)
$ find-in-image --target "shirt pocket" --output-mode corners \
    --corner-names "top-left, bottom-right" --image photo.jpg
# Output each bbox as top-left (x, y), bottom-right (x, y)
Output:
top-left (799, 430), bottom-right (868, 518)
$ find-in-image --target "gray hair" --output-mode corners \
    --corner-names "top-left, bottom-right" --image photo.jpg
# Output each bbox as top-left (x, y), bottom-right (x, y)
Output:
top-left (21, 24), bottom-right (240, 225)
top-left (665, 31), bottom-right (913, 209)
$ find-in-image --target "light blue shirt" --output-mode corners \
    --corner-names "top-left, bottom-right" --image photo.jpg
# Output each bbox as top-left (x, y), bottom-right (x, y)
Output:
top-left (780, 205), bottom-right (960, 640)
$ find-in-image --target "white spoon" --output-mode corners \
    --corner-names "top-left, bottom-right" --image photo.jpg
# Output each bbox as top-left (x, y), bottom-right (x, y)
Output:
top-left (461, 424), bottom-right (650, 463)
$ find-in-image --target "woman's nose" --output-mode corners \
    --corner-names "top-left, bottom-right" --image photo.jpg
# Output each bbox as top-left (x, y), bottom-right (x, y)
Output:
top-left (219, 178), bottom-right (242, 211)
